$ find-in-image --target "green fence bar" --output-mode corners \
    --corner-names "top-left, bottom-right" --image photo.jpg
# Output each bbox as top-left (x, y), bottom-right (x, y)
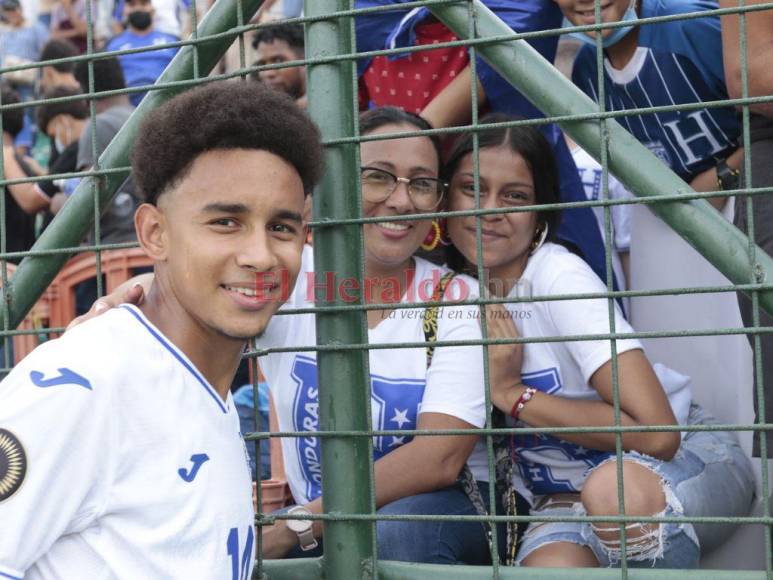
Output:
top-left (304, 2), bottom-right (378, 580)
top-left (377, 562), bottom-right (772, 580)
top-left (260, 554), bottom-right (773, 579)
top-left (0, 0), bottom-right (267, 332)
top-left (429, 0), bottom-right (773, 318)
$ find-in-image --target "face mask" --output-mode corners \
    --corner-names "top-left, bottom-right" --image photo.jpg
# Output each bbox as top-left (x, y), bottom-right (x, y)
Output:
top-left (562, 0), bottom-right (637, 48)
top-left (53, 121), bottom-right (72, 154)
top-left (127, 10), bottom-right (152, 30)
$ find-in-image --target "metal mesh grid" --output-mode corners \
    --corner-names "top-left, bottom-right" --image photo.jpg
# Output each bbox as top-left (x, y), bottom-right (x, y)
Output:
top-left (0, 0), bottom-right (771, 578)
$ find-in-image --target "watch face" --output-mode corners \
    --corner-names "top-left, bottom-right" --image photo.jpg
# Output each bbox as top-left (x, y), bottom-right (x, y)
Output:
top-left (286, 508), bottom-right (313, 533)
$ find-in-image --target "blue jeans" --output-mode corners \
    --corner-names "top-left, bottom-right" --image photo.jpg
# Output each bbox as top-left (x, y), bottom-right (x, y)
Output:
top-left (516, 404), bottom-right (755, 568)
top-left (284, 484), bottom-right (491, 564)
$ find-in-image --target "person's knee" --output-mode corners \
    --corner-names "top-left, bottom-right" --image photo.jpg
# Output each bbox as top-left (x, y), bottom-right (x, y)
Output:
top-left (582, 459), bottom-right (666, 518)
top-left (582, 459), bottom-right (668, 562)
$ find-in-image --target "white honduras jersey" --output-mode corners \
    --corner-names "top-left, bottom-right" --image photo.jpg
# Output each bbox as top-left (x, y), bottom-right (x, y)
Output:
top-left (468, 243), bottom-right (692, 502)
top-left (258, 246), bottom-right (486, 505)
top-left (0, 305), bottom-right (255, 580)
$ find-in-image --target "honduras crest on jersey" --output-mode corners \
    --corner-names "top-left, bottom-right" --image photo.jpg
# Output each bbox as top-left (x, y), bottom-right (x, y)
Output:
top-left (290, 355), bottom-right (426, 501)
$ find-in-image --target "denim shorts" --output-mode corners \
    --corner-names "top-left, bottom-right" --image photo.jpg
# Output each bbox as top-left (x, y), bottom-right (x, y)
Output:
top-left (516, 404), bottom-right (755, 568)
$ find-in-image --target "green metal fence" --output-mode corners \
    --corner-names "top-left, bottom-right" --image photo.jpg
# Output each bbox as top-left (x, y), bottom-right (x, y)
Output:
top-left (1, 0), bottom-right (771, 578)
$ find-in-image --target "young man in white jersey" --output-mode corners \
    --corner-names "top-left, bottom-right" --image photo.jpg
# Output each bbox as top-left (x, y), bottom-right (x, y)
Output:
top-left (0, 80), bottom-right (324, 579)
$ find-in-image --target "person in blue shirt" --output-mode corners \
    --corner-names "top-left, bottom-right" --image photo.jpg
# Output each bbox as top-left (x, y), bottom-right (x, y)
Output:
top-left (559, 0), bottom-right (743, 208)
top-left (354, 0), bottom-right (616, 292)
top-left (104, 0), bottom-right (179, 107)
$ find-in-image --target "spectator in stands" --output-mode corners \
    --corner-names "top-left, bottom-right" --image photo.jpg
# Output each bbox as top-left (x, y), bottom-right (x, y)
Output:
top-left (1, 87), bottom-right (49, 260)
top-left (257, 108), bottom-right (492, 564)
top-left (445, 115), bottom-right (755, 568)
top-left (50, 0), bottom-right (89, 53)
top-left (354, 1), bottom-right (616, 293)
top-left (720, 0), bottom-right (773, 459)
top-left (39, 38), bottom-right (81, 93)
top-left (0, 0), bottom-right (48, 86)
top-left (105, 0), bottom-right (179, 107)
top-left (559, 0), bottom-right (742, 209)
top-left (0, 0), bottom-right (49, 153)
top-left (251, 22), bottom-right (306, 108)
top-left (34, 85), bottom-right (89, 216)
top-left (111, 0), bottom-right (191, 38)
top-left (71, 56), bottom-right (138, 246)
top-left (71, 57), bottom-right (140, 313)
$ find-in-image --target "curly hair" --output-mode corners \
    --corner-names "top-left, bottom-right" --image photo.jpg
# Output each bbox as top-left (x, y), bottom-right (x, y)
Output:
top-left (131, 81), bottom-right (325, 205)
top-left (252, 22), bottom-right (304, 52)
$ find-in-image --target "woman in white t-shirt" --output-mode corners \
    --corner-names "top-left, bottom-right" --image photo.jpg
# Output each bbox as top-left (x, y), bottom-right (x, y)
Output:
top-left (443, 113), bottom-right (755, 568)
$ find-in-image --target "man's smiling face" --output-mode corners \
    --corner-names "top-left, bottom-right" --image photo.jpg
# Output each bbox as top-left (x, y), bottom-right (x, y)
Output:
top-left (154, 148), bottom-right (306, 341)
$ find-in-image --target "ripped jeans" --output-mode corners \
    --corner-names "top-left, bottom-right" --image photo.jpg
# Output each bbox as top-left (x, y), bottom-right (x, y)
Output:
top-left (516, 404), bottom-right (755, 568)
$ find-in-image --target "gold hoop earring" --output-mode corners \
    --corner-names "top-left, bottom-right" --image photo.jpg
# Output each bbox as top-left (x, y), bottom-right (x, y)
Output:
top-left (530, 222), bottom-right (549, 255)
top-left (421, 220), bottom-right (442, 252)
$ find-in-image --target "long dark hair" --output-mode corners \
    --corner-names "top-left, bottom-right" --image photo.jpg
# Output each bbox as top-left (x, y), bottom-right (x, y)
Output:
top-left (359, 107), bottom-right (443, 173)
top-left (444, 113), bottom-right (562, 272)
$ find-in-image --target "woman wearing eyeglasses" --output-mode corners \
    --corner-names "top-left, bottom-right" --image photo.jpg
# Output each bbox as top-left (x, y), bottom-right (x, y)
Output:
top-left (82, 107), bottom-right (496, 564)
top-left (252, 107), bottom-right (494, 563)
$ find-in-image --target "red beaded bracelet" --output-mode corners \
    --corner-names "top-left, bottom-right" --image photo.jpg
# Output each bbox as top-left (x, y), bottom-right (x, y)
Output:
top-left (510, 386), bottom-right (537, 421)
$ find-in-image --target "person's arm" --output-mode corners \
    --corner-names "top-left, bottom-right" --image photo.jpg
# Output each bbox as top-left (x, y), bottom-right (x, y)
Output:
top-left (261, 411), bottom-right (478, 558)
top-left (484, 304), bottom-right (679, 460)
top-left (65, 272), bottom-right (151, 330)
top-left (720, 0), bottom-right (773, 117)
top-left (0, 345), bottom-right (114, 575)
top-left (2, 147), bottom-right (51, 214)
top-left (420, 65), bottom-right (487, 129)
top-left (263, 290), bottom-right (486, 558)
top-left (619, 251), bottom-right (631, 291)
top-left (688, 147), bottom-right (744, 210)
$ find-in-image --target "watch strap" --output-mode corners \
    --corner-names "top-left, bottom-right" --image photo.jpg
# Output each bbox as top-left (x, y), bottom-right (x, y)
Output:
top-left (716, 159), bottom-right (740, 191)
top-left (297, 527), bottom-right (318, 551)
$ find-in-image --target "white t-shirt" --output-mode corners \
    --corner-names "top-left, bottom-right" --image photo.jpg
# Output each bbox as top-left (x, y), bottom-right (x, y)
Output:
top-left (257, 246), bottom-right (486, 505)
top-left (0, 305), bottom-right (255, 580)
top-left (571, 144), bottom-right (633, 294)
top-left (468, 243), bottom-right (692, 502)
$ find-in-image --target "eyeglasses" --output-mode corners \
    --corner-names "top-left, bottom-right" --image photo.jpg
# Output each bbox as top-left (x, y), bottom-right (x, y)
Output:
top-left (360, 167), bottom-right (446, 211)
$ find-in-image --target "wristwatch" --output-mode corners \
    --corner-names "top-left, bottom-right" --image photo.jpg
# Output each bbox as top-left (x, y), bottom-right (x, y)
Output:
top-left (716, 159), bottom-right (740, 191)
top-left (286, 506), bottom-right (318, 551)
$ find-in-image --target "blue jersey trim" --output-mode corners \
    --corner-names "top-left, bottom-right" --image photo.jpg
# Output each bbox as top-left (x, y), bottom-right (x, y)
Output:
top-left (120, 304), bottom-right (227, 413)
top-left (0, 572), bottom-right (23, 580)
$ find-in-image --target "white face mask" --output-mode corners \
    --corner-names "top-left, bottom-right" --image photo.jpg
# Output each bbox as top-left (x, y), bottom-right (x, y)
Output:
top-left (562, 0), bottom-right (638, 48)
top-left (53, 121), bottom-right (72, 154)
